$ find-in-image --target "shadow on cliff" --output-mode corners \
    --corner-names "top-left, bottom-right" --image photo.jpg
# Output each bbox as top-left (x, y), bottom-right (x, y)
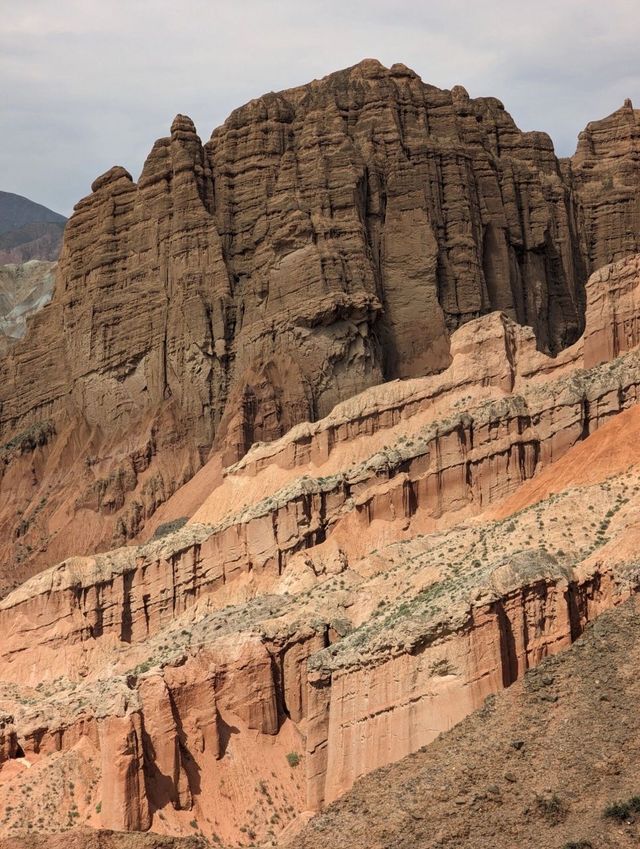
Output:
top-left (217, 713), bottom-right (240, 758)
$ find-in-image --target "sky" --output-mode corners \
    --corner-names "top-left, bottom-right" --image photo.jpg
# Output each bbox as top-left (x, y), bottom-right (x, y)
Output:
top-left (2, 0), bottom-right (639, 216)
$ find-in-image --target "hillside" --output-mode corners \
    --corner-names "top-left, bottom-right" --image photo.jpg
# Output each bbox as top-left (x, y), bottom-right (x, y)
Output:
top-left (289, 595), bottom-right (640, 849)
top-left (0, 260), bottom-right (56, 353)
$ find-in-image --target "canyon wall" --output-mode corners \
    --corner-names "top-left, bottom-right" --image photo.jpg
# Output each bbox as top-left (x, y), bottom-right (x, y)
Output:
top-left (0, 254), bottom-right (640, 841)
top-left (1, 62), bottom-right (639, 588)
top-left (0, 62), bottom-right (640, 845)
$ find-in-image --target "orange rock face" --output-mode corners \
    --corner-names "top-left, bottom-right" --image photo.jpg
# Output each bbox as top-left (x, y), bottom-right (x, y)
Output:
top-left (0, 249), bottom-right (639, 843)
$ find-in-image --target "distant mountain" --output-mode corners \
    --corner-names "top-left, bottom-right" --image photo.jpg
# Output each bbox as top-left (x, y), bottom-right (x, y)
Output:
top-left (0, 191), bottom-right (66, 262)
top-left (0, 190), bottom-right (66, 235)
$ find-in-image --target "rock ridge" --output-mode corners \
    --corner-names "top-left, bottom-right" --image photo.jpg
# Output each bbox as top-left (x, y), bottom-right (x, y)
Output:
top-left (3, 61), bottom-right (639, 582)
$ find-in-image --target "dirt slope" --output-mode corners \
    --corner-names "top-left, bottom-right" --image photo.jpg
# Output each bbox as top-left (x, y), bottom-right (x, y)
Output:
top-left (0, 832), bottom-right (207, 849)
top-left (289, 595), bottom-right (640, 849)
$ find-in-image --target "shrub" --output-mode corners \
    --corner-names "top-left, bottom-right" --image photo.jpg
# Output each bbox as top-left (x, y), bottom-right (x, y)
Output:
top-left (536, 792), bottom-right (567, 823)
top-left (152, 517), bottom-right (188, 539)
top-left (430, 658), bottom-right (455, 676)
top-left (603, 795), bottom-right (640, 820)
top-left (286, 751), bottom-right (301, 768)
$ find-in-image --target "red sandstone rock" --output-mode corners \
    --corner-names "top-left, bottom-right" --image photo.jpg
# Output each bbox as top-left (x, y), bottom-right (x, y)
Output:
top-left (1, 62), bottom-right (640, 847)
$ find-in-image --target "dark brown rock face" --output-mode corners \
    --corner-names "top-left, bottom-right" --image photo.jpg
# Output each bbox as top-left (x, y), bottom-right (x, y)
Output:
top-left (0, 60), bottom-right (636, 585)
top-left (572, 99), bottom-right (640, 271)
top-left (0, 62), bottom-right (592, 440)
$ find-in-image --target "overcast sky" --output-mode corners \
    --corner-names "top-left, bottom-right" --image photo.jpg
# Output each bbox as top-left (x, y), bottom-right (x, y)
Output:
top-left (2, 0), bottom-right (638, 216)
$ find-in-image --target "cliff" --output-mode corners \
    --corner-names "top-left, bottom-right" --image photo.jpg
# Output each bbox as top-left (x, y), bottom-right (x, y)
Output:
top-left (290, 594), bottom-right (640, 849)
top-left (0, 252), bottom-right (640, 843)
top-left (3, 61), bottom-right (637, 586)
top-left (1, 61), bottom-right (640, 847)
top-left (572, 98), bottom-right (640, 271)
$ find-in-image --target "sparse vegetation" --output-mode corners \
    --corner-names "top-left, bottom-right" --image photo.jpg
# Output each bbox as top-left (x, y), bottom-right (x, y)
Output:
top-left (430, 658), bottom-right (456, 676)
top-left (286, 751), bottom-right (301, 768)
top-left (2, 420), bottom-right (55, 458)
top-left (603, 795), bottom-right (640, 821)
top-left (152, 516), bottom-right (188, 539)
top-left (536, 792), bottom-right (568, 823)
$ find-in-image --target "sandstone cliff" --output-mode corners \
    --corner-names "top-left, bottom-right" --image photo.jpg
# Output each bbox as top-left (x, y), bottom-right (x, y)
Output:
top-left (290, 595), bottom-right (640, 849)
top-left (0, 253), bottom-right (640, 844)
top-left (1, 61), bottom-right (640, 847)
top-left (572, 98), bottom-right (640, 271)
top-left (3, 60), bottom-right (634, 586)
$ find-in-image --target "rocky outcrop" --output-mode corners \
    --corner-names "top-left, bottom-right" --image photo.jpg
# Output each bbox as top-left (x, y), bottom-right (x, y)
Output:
top-left (2, 60), bottom-right (627, 584)
top-left (306, 567), bottom-right (628, 808)
top-left (291, 595), bottom-right (640, 849)
top-left (572, 99), bottom-right (640, 272)
top-left (99, 713), bottom-right (151, 832)
top-left (1, 253), bottom-right (640, 677)
top-left (582, 254), bottom-right (640, 367)
top-left (0, 538), bottom-right (635, 838)
top-left (0, 255), bottom-right (640, 842)
top-left (2, 64), bottom-right (640, 846)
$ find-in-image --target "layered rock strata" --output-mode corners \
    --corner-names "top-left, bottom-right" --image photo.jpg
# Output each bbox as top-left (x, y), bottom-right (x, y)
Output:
top-left (572, 98), bottom-right (640, 271)
top-left (290, 595), bottom-right (640, 849)
top-left (0, 256), bottom-right (640, 843)
top-left (3, 62), bottom-right (639, 585)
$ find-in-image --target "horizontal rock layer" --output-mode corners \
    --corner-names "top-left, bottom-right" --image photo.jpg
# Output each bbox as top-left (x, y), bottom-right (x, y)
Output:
top-left (0, 63), bottom-right (638, 583)
top-left (0, 255), bottom-right (640, 842)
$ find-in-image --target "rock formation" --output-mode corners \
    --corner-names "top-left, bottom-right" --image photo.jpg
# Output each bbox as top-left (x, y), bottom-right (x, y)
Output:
top-left (3, 61), bottom-right (639, 587)
top-left (291, 595), bottom-right (640, 849)
top-left (0, 248), bottom-right (640, 844)
top-left (572, 98), bottom-right (640, 271)
top-left (1, 61), bottom-right (640, 847)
